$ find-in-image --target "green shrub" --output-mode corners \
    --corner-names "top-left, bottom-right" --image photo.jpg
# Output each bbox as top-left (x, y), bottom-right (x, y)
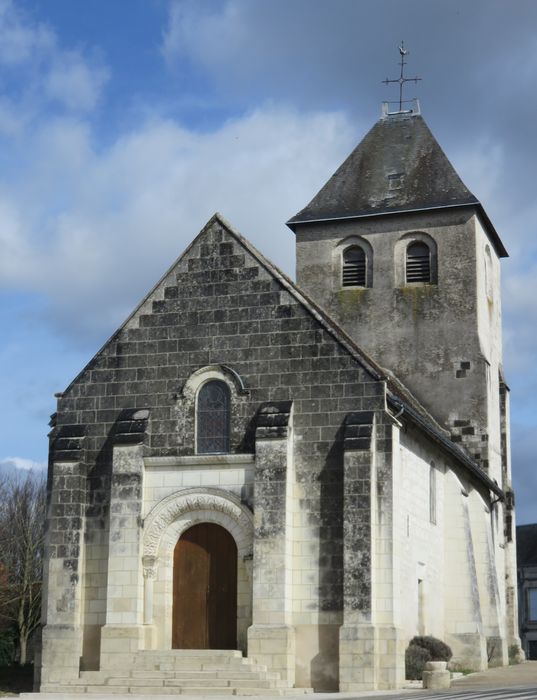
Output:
top-left (409, 635), bottom-right (452, 662)
top-left (508, 644), bottom-right (522, 665)
top-left (0, 629), bottom-right (16, 667)
top-left (405, 644), bottom-right (431, 680)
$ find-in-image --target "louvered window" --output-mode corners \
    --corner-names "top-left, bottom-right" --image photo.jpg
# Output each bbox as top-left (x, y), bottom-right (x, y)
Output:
top-left (197, 380), bottom-right (230, 454)
top-left (342, 246), bottom-right (366, 287)
top-left (406, 242), bottom-right (431, 283)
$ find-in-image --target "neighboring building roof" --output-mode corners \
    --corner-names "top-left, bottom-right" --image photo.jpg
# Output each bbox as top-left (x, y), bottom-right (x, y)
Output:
top-left (61, 212), bottom-right (504, 500)
top-left (517, 524), bottom-right (537, 567)
top-left (287, 113), bottom-right (508, 257)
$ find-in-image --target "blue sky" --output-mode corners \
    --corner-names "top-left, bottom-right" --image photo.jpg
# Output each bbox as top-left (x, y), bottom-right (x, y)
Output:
top-left (1, 0), bottom-right (537, 523)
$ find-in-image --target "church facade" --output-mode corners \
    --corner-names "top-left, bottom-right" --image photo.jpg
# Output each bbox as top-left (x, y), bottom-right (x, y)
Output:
top-left (38, 105), bottom-right (522, 693)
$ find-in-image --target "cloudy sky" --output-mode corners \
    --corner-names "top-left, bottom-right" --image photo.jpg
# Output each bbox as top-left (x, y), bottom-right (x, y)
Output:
top-left (0, 0), bottom-right (536, 521)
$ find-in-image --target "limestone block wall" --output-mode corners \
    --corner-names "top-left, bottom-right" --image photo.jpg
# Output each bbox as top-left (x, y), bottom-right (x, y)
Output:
top-left (142, 455), bottom-right (254, 516)
top-left (467, 487), bottom-right (506, 665)
top-left (397, 429), bottom-right (445, 642)
top-left (140, 452), bottom-right (255, 653)
top-left (395, 424), bottom-right (510, 671)
top-left (46, 218), bottom-right (387, 686)
top-left (294, 210), bottom-right (502, 473)
top-left (443, 468), bottom-right (488, 670)
top-left (81, 526), bottom-right (108, 670)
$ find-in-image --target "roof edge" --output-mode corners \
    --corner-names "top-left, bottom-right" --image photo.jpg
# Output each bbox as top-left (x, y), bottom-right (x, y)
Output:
top-left (287, 202), bottom-right (508, 258)
top-left (61, 213), bottom-right (228, 395)
top-left (387, 393), bottom-right (504, 499)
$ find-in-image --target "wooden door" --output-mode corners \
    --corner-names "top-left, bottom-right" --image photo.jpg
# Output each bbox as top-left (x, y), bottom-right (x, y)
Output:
top-left (172, 522), bottom-right (237, 649)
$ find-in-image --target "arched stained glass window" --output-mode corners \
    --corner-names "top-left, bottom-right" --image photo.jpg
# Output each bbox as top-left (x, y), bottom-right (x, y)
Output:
top-left (342, 246), bottom-right (367, 287)
top-left (406, 242), bottom-right (431, 283)
top-left (197, 380), bottom-right (230, 454)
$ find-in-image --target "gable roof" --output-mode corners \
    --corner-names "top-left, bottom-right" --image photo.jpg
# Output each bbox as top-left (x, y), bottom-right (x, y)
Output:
top-left (61, 212), bottom-right (503, 499)
top-left (287, 113), bottom-right (507, 258)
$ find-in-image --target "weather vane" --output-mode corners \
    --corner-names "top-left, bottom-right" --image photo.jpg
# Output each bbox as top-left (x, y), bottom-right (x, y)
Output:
top-left (383, 41), bottom-right (421, 112)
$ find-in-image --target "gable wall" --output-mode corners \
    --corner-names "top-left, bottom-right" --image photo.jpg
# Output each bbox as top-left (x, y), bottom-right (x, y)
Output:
top-left (51, 219), bottom-right (385, 672)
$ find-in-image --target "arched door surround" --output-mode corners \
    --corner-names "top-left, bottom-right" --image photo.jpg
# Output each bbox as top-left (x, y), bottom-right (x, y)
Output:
top-left (142, 487), bottom-right (253, 651)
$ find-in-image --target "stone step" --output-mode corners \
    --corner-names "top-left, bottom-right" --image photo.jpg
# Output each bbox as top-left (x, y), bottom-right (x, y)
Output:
top-left (137, 664), bottom-right (268, 674)
top-left (106, 678), bottom-right (285, 689)
top-left (41, 686), bottom-right (87, 694)
top-left (139, 649), bottom-right (243, 659)
top-left (139, 687), bottom-right (236, 695)
top-left (137, 656), bottom-right (255, 671)
top-left (39, 686), bottom-right (313, 696)
top-left (129, 670), bottom-right (278, 680)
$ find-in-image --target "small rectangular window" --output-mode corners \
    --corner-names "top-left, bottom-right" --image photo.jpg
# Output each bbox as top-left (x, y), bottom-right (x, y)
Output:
top-left (429, 464), bottom-right (437, 525)
top-left (528, 589), bottom-right (537, 622)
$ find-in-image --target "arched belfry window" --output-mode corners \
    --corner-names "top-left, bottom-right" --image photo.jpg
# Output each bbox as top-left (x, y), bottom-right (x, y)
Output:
top-left (406, 242), bottom-right (431, 283)
top-left (342, 246), bottom-right (366, 287)
top-left (197, 380), bottom-right (230, 454)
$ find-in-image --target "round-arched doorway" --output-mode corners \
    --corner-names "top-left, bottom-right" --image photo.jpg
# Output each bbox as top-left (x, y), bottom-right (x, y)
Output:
top-left (172, 522), bottom-right (238, 649)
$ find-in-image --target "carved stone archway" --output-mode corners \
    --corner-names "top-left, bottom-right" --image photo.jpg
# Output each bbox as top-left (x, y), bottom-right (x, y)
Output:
top-left (142, 487), bottom-right (254, 651)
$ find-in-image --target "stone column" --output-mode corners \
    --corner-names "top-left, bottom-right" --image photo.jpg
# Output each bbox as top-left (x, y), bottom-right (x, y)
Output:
top-left (142, 555), bottom-right (158, 648)
top-left (142, 556), bottom-right (158, 625)
top-left (248, 402), bottom-right (295, 684)
top-left (339, 410), bottom-right (377, 691)
top-left (40, 426), bottom-right (86, 687)
top-left (339, 411), bottom-right (405, 691)
top-left (100, 409), bottom-right (149, 670)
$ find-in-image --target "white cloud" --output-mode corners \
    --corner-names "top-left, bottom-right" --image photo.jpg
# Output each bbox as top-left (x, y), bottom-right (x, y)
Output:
top-left (161, 0), bottom-right (191, 64)
top-left (0, 105), bottom-right (356, 341)
top-left (451, 138), bottom-right (504, 214)
top-left (0, 0), bottom-right (108, 114)
top-left (45, 52), bottom-right (109, 112)
top-left (0, 0), bottom-right (54, 66)
top-left (0, 456), bottom-right (46, 471)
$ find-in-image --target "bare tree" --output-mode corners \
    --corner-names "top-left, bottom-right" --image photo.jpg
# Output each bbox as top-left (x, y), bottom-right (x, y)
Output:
top-left (0, 472), bottom-right (46, 664)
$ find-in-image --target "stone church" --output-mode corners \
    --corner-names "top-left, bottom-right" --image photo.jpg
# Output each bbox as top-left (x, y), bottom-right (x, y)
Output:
top-left (38, 102), bottom-right (521, 694)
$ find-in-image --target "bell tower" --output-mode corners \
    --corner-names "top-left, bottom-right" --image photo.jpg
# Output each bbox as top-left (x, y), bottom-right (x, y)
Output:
top-left (287, 104), bottom-right (510, 491)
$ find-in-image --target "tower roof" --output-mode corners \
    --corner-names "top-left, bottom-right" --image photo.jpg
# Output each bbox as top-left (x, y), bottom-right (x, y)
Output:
top-left (287, 113), bottom-right (507, 257)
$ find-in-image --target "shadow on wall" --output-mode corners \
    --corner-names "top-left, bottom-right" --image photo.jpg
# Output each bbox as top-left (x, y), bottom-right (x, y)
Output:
top-left (314, 426), bottom-right (344, 691)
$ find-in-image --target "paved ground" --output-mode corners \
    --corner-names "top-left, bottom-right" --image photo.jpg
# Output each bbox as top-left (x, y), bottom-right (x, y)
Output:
top-left (451, 661), bottom-right (537, 689)
top-left (19, 662), bottom-right (537, 700)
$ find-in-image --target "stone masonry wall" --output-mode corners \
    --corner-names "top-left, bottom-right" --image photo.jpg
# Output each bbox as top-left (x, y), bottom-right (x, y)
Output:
top-left (51, 217), bottom-right (386, 679)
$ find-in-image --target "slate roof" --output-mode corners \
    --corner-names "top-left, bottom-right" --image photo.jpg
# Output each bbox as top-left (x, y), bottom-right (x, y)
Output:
top-left (287, 113), bottom-right (507, 257)
top-left (517, 524), bottom-right (537, 568)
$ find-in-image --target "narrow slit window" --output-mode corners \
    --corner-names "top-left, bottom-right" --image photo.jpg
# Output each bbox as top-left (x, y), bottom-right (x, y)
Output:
top-left (197, 380), bottom-right (230, 454)
top-left (406, 242), bottom-right (431, 283)
top-left (342, 246), bottom-right (366, 287)
top-left (429, 463), bottom-right (437, 525)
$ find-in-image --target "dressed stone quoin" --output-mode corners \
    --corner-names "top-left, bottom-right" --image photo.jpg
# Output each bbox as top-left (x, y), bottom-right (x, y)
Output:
top-left (38, 100), bottom-right (522, 693)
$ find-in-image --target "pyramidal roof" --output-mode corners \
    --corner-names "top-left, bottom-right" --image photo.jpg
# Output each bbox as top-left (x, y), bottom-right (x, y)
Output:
top-left (287, 112), bottom-right (507, 256)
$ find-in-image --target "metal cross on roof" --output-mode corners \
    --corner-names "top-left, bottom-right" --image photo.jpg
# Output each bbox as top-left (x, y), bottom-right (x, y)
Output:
top-left (382, 41), bottom-right (422, 113)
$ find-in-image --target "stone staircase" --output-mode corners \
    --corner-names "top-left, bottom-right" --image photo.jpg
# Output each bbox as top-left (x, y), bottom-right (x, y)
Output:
top-left (40, 650), bottom-right (313, 695)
